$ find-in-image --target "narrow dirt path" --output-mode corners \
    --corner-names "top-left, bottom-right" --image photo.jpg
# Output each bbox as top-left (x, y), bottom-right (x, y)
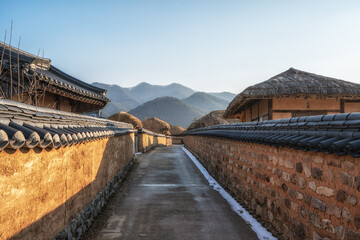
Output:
top-left (83, 145), bottom-right (258, 240)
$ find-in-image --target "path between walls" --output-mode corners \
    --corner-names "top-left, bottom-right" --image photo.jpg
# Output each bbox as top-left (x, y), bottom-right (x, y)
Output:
top-left (83, 145), bottom-right (262, 240)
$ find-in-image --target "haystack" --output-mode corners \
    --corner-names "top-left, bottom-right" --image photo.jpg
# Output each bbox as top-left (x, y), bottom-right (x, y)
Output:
top-left (187, 111), bottom-right (228, 130)
top-left (170, 125), bottom-right (185, 136)
top-left (224, 68), bottom-right (360, 118)
top-left (108, 112), bottom-right (142, 129)
top-left (142, 117), bottom-right (171, 135)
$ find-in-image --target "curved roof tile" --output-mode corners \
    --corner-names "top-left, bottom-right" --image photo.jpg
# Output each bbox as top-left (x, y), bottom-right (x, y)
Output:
top-left (0, 99), bottom-right (135, 150)
top-left (187, 112), bottom-right (360, 158)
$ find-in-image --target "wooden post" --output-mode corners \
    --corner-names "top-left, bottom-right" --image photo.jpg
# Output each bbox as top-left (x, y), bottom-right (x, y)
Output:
top-left (9, 21), bottom-right (13, 100)
top-left (17, 36), bottom-right (21, 101)
top-left (340, 99), bottom-right (345, 113)
top-left (268, 99), bottom-right (273, 120)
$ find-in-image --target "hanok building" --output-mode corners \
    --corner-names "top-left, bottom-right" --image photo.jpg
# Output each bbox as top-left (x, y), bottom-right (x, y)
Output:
top-left (224, 68), bottom-right (360, 122)
top-left (0, 42), bottom-right (109, 113)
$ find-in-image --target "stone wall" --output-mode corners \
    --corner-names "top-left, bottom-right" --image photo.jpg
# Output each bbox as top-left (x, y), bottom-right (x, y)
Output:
top-left (0, 132), bottom-right (135, 240)
top-left (185, 135), bottom-right (360, 240)
top-left (172, 136), bottom-right (185, 144)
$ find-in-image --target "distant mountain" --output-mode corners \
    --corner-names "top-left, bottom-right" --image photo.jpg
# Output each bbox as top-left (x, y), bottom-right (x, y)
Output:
top-left (92, 82), bottom-right (141, 117)
top-left (128, 82), bottom-right (195, 103)
top-left (208, 92), bottom-right (236, 102)
top-left (92, 82), bottom-right (235, 117)
top-left (129, 97), bottom-right (205, 128)
top-left (183, 92), bottom-right (230, 113)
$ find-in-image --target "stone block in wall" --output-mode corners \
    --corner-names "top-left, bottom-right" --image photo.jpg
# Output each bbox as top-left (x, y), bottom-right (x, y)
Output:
top-left (303, 164), bottom-right (312, 178)
top-left (322, 219), bottom-right (335, 234)
top-left (309, 181), bottom-right (317, 192)
top-left (310, 211), bottom-right (322, 228)
top-left (335, 225), bottom-right (345, 239)
top-left (325, 168), bottom-right (335, 182)
top-left (346, 228), bottom-right (360, 240)
top-left (343, 161), bottom-right (355, 170)
top-left (348, 195), bottom-right (357, 206)
top-left (298, 176), bottom-right (306, 189)
top-left (311, 167), bottom-right (323, 181)
top-left (337, 190), bottom-right (347, 203)
top-left (326, 204), bottom-right (341, 218)
top-left (311, 197), bottom-right (326, 212)
top-left (342, 207), bottom-right (351, 222)
top-left (316, 186), bottom-right (335, 197)
top-left (339, 172), bottom-right (355, 187)
top-left (355, 176), bottom-right (360, 192)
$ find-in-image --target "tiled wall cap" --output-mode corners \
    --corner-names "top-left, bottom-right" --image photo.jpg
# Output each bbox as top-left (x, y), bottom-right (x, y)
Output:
top-left (187, 111), bottom-right (360, 157)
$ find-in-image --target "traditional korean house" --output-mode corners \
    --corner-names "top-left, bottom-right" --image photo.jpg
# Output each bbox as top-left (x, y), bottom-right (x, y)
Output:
top-left (0, 42), bottom-right (109, 113)
top-left (224, 68), bottom-right (360, 121)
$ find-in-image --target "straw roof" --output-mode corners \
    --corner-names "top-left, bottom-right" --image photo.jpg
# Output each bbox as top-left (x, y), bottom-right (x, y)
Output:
top-left (108, 112), bottom-right (142, 129)
top-left (224, 68), bottom-right (360, 118)
top-left (142, 117), bottom-right (171, 135)
top-left (187, 111), bottom-right (228, 130)
top-left (170, 125), bottom-right (185, 136)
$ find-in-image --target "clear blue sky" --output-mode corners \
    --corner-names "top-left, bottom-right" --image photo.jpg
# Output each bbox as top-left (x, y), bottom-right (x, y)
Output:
top-left (1, 1), bottom-right (360, 93)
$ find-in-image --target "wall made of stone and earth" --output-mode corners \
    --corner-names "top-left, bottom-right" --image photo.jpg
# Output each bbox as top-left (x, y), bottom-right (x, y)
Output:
top-left (138, 132), bottom-right (171, 153)
top-left (172, 136), bottom-right (185, 144)
top-left (185, 135), bottom-right (360, 240)
top-left (0, 133), bottom-right (135, 240)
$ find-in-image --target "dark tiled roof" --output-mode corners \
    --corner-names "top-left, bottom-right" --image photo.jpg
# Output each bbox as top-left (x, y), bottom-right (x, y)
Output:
top-left (138, 127), bottom-right (168, 137)
top-left (0, 43), bottom-right (109, 104)
top-left (186, 113), bottom-right (360, 158)
top-left (224, 68), bottom-right (360, 118)
top-left (0, 99), bottom-right (134, 150)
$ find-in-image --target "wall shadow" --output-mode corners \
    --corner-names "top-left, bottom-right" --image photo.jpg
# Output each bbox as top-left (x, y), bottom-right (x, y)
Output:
top-left (9, 134), bottom-right (135, 240)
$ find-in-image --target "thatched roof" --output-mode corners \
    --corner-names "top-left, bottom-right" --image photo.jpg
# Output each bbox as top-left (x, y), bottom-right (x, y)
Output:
top-left (142, 117), bottom-right (171, 135)
top-left (108, 112), bottom-right (142, 129)
top-left (170, 125), bottom-right (185, 136)
top-left (224, 68), bottom-right (360, 118)
top-left (187, 111), bottom-right (228, 130)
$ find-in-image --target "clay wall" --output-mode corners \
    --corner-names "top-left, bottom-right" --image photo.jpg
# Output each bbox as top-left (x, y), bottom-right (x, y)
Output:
top-left (236, 98), bottom-right (360, 122)
top-left (138, 132), bottom-right (171, 153)
top-left (272, 98), bottom-right (340, 111)
top-left (185, 135), bottom-right (360, 240)
top-left (0, 133), bottom-right (135, 240)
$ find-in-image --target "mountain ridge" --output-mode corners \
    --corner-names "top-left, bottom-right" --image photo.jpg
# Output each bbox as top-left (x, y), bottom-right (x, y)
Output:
top-left (92, 82), bottom-right (237, 123)
top-left (183, 92), bottom-right (229, 113)
top-left (129, 96), bottom-right (206, 128)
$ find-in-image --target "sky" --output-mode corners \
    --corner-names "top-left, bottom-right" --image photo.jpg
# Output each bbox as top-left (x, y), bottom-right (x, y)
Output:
top-left (1, 0), bottom-right (360, 93)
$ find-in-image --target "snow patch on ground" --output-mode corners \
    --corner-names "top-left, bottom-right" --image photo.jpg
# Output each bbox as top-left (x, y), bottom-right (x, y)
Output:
top-left (182, 146), bottom-right (277, 240)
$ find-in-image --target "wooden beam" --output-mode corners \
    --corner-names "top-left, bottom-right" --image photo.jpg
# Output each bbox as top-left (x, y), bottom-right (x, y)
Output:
top-left (268, 99), bottom-right (273, 120)
top-left (343, 99), bottom-right (360, 103)
top-left (273, 109), bottom-right (340, 113)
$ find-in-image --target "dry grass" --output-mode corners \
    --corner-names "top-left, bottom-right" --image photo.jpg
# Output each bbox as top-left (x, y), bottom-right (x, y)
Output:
top-left (108, 112), bottom-right (142, 129)
top-left (170, 125), bottom-right (185, 136)
top-left (142, 117), bottom-right (171, 135)
top-left (224, 68), bottom-right (360, 118)
top-left (187, 111), bottom-right (228, 130)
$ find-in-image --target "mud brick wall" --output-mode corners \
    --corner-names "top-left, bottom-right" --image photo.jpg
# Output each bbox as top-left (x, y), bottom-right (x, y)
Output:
top-left (0, 133), bottom-right (135, 240)
top-left (185, 135), bottom-right (360, 240)
top-left (138, 132), bottom-right (171, 153)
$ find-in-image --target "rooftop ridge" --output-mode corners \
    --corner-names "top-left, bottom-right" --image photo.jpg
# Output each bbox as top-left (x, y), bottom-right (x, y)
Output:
top-left (224, 68), bottom-right (360, 118)
top-left (0, 41), bottom-right (50, 62)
